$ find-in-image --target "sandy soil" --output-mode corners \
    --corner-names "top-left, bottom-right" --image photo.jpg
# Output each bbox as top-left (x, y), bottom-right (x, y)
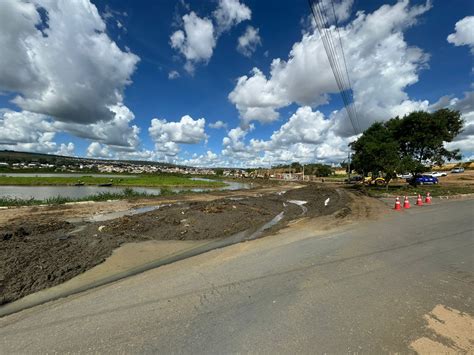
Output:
top-left (0, 183), bottom-right (355, 305)
top-left (410, 304), bottom-right (474, 353)
top-left (441, 169), bottom-right (474, 185)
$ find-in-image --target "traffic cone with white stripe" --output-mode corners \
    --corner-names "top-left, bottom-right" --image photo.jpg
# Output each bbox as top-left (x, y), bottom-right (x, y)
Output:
top-left (394, 196), bottom-right (401, 210)
top-left (416, 194), bottom-right (423, 206)
top-left (403, 196), bottom-right (411, 209)
top-left (425, 192), bottom-right (432, 204)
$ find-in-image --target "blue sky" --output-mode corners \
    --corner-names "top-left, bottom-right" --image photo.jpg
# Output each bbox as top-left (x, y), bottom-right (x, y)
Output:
top-left (0, 0), bottom-right (473, 166)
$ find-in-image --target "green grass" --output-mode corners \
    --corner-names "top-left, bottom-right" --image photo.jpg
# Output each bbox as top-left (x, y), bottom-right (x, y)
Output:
top-left (0, 174), bottom-right (225, 188)
top-left (0, 185), bottom-right (223, 207)
top-left (350, 184), bottom-right (474, 197)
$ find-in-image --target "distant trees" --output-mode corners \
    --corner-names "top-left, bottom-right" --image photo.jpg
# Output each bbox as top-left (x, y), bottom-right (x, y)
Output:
top-left (272, 163), bottom-right (334, 177)
top-left (350, 109), bottom-right (463, 182)
top-left (306, 164), bottom-right (333, 177)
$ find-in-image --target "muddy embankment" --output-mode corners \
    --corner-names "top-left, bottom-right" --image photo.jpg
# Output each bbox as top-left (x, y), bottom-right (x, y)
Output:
top-left (0, 184), bottom-right (351, 305)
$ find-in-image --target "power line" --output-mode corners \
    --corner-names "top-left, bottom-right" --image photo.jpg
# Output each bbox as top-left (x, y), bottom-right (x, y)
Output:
top-left (308, 0), bottom-right (361, 134)
top-left (314, 0), bottom-right (359, 133)
top-left (329, 0), bottom-right (361, 133)
top-left (312, 0), bottom-right (360, 134)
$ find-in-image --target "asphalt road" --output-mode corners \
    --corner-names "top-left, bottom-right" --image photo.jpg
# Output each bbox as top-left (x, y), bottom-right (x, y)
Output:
top-left (1, 198), bottom-right (473, 353)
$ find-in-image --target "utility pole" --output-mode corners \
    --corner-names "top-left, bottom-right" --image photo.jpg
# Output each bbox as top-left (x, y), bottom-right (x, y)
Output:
top-left (302, 164), bottom-right (305, 181)
top-left (347, 151), bottom-right (351, 182)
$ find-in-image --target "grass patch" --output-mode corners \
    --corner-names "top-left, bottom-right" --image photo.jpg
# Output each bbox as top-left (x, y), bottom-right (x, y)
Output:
top-left (349, 184), bottom-right (474, 197)
top-left (0, 174), bottom-right (225, 188)
top-left (0, 186), bottom-right (223, 207)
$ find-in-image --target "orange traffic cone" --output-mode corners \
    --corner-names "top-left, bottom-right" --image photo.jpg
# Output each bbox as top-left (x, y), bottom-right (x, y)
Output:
top-left (394, 196), bottom-right (401, 210)
top-left (416, 194), bottom-right (423, 206)
top-left (425, 192), bottom-right (432, 204)
top-left (403, 196), bottom-right (411, 209)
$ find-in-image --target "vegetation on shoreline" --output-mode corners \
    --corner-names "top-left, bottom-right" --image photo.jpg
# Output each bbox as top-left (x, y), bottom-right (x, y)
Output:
top-left (0, 187), bottom-right (195, 207)
top-left (0, 175), bottom-right (225, 188)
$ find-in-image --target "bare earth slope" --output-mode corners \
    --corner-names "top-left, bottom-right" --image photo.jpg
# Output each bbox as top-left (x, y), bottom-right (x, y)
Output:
top-left (1, 184), bottom-right (354, 305)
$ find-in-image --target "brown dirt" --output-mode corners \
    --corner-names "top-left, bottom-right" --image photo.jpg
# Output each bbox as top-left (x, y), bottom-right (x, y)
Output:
top-left (0, 184), bottom-right (352, 305)
top-left (0, 180), bottom-right (295, 226)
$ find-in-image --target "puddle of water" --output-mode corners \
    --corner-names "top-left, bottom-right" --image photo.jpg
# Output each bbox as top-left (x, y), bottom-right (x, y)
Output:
top-left (247, 211), bottom-right (285, 240)
top-left (228, 197), bottom-right (245, 201)
top-left (287, 200), bottom-right (307, 206)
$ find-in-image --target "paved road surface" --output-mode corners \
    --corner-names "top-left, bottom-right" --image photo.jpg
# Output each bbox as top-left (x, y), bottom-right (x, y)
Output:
top-left (1, 198), bottom-right (473, 353)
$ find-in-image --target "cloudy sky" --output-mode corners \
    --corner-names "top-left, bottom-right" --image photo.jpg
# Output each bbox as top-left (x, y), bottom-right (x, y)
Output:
top-left (0, 0), bottom-right (473, 167)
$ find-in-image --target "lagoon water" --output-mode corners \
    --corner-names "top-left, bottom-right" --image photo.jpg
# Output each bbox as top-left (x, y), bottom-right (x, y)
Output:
top-left (0, 179), bottom-right (251, 200)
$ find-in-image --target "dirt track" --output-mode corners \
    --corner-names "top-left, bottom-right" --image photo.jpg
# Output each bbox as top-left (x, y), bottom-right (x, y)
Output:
top-left (0, 183), bottom-right (355, 305)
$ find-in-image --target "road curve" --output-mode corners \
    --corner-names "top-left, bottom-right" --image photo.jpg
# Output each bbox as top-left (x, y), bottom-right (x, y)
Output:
top-left (1, 198), bottom-right (473, 353)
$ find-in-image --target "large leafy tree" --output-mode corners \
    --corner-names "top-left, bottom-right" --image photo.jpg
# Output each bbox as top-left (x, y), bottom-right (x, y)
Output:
top-left (351, 109), bottom-right (463, 179)
top-left (387, 109), bottom-right (463, 172)
top-left (350, 122), bottom-right (400, 181)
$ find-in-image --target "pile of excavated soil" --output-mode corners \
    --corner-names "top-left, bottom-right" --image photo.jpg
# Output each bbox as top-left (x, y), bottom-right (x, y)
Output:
top-left (0, 185), bottom-right (350, 305)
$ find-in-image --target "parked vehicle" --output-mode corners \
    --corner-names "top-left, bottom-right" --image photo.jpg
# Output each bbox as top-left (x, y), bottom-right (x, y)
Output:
top-left (345, 175), bottom-right (363, 183)
top-left (397, 173), bottom-right (413, 179)
top-left (426, 171), bottom-right (447, 177)
top-left (407, 175), bottom-right (439, 186)
top-left (451, 167), bottom-right (465, 173)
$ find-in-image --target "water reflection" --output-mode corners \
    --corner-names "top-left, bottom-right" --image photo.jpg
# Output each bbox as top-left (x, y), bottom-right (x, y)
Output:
top-left (0, 179), bottom-right (251, 200)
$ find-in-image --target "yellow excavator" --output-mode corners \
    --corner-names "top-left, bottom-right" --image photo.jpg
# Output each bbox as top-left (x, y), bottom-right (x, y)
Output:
top-left (363, 176), bottom-right (387, 186)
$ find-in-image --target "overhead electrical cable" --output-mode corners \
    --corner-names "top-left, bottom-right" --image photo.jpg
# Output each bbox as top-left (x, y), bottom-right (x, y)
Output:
top-left (314, 0), bottom-right (359, 134)
top-left (308, 0), bottom-right (361, 134)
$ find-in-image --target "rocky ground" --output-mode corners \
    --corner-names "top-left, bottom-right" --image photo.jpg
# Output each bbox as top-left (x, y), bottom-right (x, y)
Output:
top-left (0, 184), bottom-right (352, 305)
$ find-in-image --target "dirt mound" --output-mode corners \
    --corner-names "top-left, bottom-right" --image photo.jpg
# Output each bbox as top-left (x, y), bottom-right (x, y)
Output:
top-left (0, 185), bottom-right (351, 305)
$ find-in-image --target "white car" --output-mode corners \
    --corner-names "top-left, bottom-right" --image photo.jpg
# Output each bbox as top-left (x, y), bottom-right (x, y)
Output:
top-left (397, 173), bottom-right (413, 179)
top-left (427, 171), bottom-right (447, 177)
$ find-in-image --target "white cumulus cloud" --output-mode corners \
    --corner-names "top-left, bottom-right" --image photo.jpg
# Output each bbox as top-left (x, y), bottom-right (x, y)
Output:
top-left (213, 0), bottom-right (251, 34)
top-left (171, 0), bottom-right (251, 73)
top-left (237, 26), bottom-right (261, 57)
top-left (209, 120), bottom-right (228, 129)
top-left (170, 12), bottom-right (216, 74)
top-left (0, 0), bottom-right (139, 125)
top-left (229, 0), bottom-right (432, 134)
top-left (447, 16), bottom-right (474, 54)
top-left (0, 110), bottom-right (78, 155)
top-left (56, 143), bottom-right (75, 157)
top-left (221, 107), bottom-right (355, 166)
top-left (149, 115), bottom-right (208, 157)
top-left (168, 70), bottom-right (180, 80)
top-left (87, 142), bottom-right (112, 159)
top-left (0, 0), bottom-right (142, 156)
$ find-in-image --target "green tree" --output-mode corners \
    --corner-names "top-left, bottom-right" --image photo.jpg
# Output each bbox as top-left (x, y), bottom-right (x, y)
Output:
top-left (350, 109), bottom-right (463, 180)
top-left (290, 162), bottom-right (302, 173)
top-left (388, 109), bottom-right (463, 173)
top-left (350, 122), bottom-right (400, 182)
